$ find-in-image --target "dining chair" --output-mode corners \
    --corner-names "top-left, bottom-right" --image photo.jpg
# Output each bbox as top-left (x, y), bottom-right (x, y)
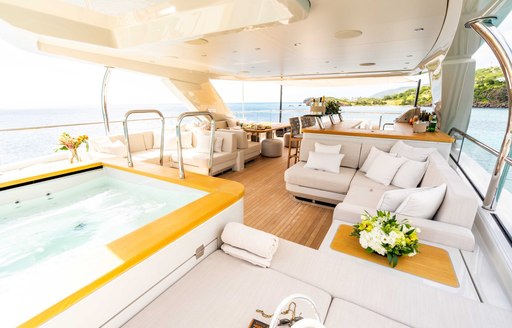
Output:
top-left (287, 117), bottom-right (303, 168)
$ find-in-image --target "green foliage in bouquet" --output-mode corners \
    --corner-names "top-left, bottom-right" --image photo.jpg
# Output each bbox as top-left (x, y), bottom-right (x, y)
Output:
top-left (350, 210), bottom-right (420, 267)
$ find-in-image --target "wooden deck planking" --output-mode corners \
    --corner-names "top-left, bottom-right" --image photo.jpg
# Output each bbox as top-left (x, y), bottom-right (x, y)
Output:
top-left (220, 149), bottom-right (333, 249)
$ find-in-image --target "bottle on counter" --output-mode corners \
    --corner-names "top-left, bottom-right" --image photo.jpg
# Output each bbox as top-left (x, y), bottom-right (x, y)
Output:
top-left (428, 115), bottom-right (437, 132)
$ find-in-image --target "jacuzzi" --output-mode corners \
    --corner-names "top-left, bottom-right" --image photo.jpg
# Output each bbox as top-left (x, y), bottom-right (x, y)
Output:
top-left (0, 161), bottom-right (244, 327)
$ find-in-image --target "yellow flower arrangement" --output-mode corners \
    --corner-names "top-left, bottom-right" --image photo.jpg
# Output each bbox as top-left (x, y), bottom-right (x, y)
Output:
top-left (56, 132), bottom-right (89, 163)
top-left (350, 210), bottom-right (421, 267)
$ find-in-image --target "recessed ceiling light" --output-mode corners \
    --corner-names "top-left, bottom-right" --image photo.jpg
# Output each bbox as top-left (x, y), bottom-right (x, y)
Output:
top-left (405, 62), bottom-right (410, 64)
top-left (240, 70), bottom-right (250, 74)
top-left (325, 60), bottom-right (330, 63)
top-left (359, 62), bottom-right (376, 66)
top-left (334, 30), bottom-right (363, 39)
top-left (414, 27), bottom-right (424, 32)
top-left (185, 38), bottom-right (208, 45)
top-left (201, 54), bottom-right (207, 57)
top-left (333, 66), bottom-right (338, 69)
top-left (294, 43), bottom-right (302, 46)
top-left (406, 54), bottom-right (413, 57)
top-left (232, 50), bottom-right (238, 53)
top-left (267, 70), bottom-right (271, 72)
top-left (255, 47), bottom-right (261, 51)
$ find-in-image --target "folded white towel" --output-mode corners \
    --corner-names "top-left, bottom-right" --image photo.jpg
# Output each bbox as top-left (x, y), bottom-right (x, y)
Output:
top-left (221, 222), bottom-right (279, 259)
top-left (221, 244), bottom-right (271, 268)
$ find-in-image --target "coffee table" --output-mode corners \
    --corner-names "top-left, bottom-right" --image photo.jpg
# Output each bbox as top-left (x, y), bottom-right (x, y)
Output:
top-left (319, 220), bottom-right (479, 300)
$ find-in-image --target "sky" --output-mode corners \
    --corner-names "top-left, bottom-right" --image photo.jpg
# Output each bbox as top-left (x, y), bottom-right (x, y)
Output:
top-left (0, 13), bottom-right (511, 109)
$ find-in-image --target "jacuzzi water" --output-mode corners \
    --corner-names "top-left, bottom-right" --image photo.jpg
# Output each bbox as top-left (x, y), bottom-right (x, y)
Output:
top-left (0, 170), bottom-right (206, 280)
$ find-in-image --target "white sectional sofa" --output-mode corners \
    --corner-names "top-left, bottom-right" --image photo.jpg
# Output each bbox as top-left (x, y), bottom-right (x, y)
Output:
top-left (219, 128), bottom-right (261, 169)
top-left (124, 238), bottom-right (512, 327)
top-left (284, 138), bottom-right (478, 251)
top-left (90, 130), bottom-right (239, 175)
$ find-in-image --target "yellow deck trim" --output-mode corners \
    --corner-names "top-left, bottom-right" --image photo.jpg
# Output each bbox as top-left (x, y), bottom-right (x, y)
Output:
top-left (0, 162), bottom-right (103, 189)
top-left (303, 122), bottom-right (455, 143)
top-left (17, 159), bottom-right (244, 328)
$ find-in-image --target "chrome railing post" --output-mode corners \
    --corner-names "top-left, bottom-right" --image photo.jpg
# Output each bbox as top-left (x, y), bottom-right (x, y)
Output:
top-left (101, 67), bottom-right (113, 135)
top-left (176, 111), bottom-right (216, 179)
top-left (123, 109), bottom-right (165, 167)
top-left (466, 17), bottom-right (512, 210)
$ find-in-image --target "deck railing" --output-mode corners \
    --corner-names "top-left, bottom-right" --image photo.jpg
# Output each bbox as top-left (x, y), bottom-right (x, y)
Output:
top-left (449, 127), bottom-right (512, 246)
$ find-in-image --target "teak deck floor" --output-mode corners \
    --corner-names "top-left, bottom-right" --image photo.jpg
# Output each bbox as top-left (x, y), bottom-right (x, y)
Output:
top-left (221, 150), bottom-right (333, 249)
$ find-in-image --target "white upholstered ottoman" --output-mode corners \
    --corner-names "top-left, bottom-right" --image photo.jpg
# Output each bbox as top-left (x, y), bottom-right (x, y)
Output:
top-left (261, 139), bottom-right (283, 157)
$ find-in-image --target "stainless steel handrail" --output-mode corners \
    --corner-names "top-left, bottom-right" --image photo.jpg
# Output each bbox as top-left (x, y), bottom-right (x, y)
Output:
top-left (176, 111), bottom-right (215, 179)
top-left (466, 17), bottom-right (512, 210)
top-left (0, 116), bottom-right (177, 133)
top-left (382, 122), bottom-right (394, 130)
top-left (449, 127), bottom-right (512, 166)
top-left (123, 109), bottom-right (165, 167)
top-left (101, 67), bottom-right (113, 135)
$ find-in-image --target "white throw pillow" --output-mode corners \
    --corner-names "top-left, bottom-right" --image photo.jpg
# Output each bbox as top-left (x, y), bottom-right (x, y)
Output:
top-left (391, 158), bottom-right (428, 188)
top-left (196, 134), bottom-right (224, 153)
top-left (377, 187), bottom-right (431, 212)
top-left (315, 142), bottom-right (341, 154)
top-left (390, 140), bottom-right (435, 162)
top-left (153, 131), bottom-right (179, 150)
top-left (365, 153), bottom-right (406, 186)
top-left (360, 146), bottom-right (396, 173)
top-left (304, 151), bottom-right (344, 174)
top-left (395, 184), bottom-right (447, 220)
top-left (97, 140), bottom-right (126, 157)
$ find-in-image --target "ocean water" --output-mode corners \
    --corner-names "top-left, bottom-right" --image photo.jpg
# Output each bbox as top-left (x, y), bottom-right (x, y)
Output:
top-left (0, 103), bottom-right (510, 192)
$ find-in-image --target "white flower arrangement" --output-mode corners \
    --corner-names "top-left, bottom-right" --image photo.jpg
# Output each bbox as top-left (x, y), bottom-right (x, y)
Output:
top-left (350, 210), bottom-right (421, 267)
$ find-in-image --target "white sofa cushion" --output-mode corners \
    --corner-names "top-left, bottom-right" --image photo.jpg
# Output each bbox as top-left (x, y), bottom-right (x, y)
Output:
top-left (304, 151), bottom-right (344, 174)
top-left (325, 298), bottom-right (407, 328)
top-left (127, 133), bottom-right (147, 152)
top-left (391, 158), bottom-right (428, 188)
top-left (377, 187), bottom-right (431, 212)
top-left (315, 142), bottom-right (341, 154)
top-left (220, 129), bottom-right (249, 149)
top-left (350, 171), bottom-right (400, 192)
top-left (196, 133), bottom-right (224, 153)
top-left (285, 161), bottom-right (356, 194)
top-left (271, 239), bottom-right (510, 327)
top-left (171, 149), bottom-right (237, 168)
top-left (360, 146), bottom-right (396, 173)
top-left (395, 184), bottom-right (447, 220)
top-left (365, 153), bottom-right (406, 186)
top-left (300, 139), bottom-right (361, 169)
top-left (154, 131), bottom-right (193, 150)
top-left (123, 251), bottom-right (332, 328)
top-left (390, 140), bottom-right (435, 162)
top-left (421, 152), bottom-right (478, 228)
top-left (96, 140), bottom-right (126, 157)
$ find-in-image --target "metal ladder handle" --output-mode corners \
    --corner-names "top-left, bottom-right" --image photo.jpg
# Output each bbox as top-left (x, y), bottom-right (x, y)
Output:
top-left (123, 109), bottom-right (165, 167)
top-left (269, 294), bottom-right (323, 328)
top-left (176, 111), bottom-right (216, 179)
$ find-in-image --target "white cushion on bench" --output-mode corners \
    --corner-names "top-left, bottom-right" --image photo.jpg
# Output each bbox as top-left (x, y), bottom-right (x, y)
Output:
top-left (271, 239), bottom-right (512, 328)
top-left (123, 251), bottom-right (332, 328)
top-left (285, 161), bottom-right (356, 194)
top-left (325, 298), bottom-right (407, 328)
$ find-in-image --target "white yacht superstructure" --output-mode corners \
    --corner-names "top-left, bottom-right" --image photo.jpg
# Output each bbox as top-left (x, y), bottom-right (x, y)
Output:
top-left (0, 1), bottom-right (512, 327)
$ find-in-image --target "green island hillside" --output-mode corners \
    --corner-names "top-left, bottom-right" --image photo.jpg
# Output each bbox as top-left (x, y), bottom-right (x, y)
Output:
top-left (335, 67), bottom-right (507, 108)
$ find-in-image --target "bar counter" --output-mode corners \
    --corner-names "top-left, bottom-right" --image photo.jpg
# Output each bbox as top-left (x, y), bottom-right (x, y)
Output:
top-left (303, 122), bottom-right (454, 144)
